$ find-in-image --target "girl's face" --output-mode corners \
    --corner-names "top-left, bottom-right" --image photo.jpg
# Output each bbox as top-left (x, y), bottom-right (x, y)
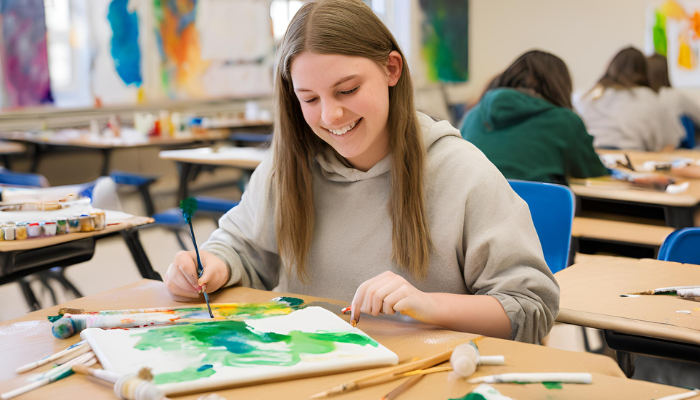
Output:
top-left (291, 51), bottom-right (402, 171)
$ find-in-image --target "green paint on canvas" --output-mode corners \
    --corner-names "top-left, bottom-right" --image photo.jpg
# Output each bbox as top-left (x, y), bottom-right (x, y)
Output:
top-left (419, 0), bottom-right (469, 83)
top-left (654, 10), bottom-right (668, 57)
top-left (274, 297), bottom-right (305, 307)
top-left (132, 320), bottom-right (378, 383)
top-left (542, 381), bottom-right (563, 389)
top-left (154, 365), bottom-right (216, 385)
top-left (450, 394), bottom-right (487, 400)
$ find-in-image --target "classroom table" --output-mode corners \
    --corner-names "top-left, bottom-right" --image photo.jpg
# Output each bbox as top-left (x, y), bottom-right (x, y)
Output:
top-left (556, 255), bottom-right (700, 377)
top-left (0, 214), bottom-right (161, 310)
top-left (0, 129), bottom-right (238, 176)
top-left (0, 140), bottom-right (26, 169)
top-left (571, 149), bottom-right (700, 229)
top-left (159, 146), bottom-right (269, 201)
top-left (0, 280), bottom-right (694, 400)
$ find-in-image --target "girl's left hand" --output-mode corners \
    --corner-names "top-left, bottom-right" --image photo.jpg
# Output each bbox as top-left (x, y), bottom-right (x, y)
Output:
top-left (350, 271), bottom-right (437, 325)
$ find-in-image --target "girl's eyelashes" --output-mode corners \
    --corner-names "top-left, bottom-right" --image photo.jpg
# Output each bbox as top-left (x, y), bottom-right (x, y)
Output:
top-left (340, 86), bottom-right (359, 95)
top-left (300, 86), bottom-right (358, 103)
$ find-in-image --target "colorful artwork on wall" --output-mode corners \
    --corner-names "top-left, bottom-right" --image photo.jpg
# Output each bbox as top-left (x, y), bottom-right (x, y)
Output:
top-left (0, 0), bottom-right (53, 107)
top-left (418, 0), bottom-right (469, 83)
top-left (647, 0), bottom-right (700, 86)
top-left (107, 0), bottom-right (142, 87)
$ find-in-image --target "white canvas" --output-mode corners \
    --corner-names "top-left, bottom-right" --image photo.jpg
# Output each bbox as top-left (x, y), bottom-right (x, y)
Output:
top-left (81, 307), bottom-right (398, 395)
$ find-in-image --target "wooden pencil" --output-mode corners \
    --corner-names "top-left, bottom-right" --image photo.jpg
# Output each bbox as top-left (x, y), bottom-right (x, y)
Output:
top-left (309, 348), bottom-right (453, 399)
top-left (378, 375), bottom-right (424, 400)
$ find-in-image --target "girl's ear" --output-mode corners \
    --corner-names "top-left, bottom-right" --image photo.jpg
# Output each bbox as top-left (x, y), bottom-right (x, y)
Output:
top-left (386, 51), bottom-right (403, 87)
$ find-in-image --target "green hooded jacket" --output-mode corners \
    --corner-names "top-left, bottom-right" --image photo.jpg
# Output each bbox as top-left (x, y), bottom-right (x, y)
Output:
top-left (460, 88), bottom-right (608, 185)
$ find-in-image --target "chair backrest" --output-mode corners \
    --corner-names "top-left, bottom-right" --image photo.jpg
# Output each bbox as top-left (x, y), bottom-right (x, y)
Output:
top-left (680, 115), bottom-right (696, 149)
top-left (0, 169), bottom-right (49, 188)
top-left (658, 228), bottom-right (700, 264)
top-left (508, 180), bottom-right (575, 274)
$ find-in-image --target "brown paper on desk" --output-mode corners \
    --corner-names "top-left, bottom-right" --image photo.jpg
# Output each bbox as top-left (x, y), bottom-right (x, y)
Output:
top-left (556, 256), bottom-right (700, 345)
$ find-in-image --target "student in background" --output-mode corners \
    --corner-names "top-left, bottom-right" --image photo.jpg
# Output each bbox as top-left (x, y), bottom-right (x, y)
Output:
top-left (647, 53), bottom-right (700, 145)
top-left (163, 0), bottom-right (558, 344)
top-left (574, 47), bottom-right (683, 152)
top-left (460, 50), bottom-right (608, 185)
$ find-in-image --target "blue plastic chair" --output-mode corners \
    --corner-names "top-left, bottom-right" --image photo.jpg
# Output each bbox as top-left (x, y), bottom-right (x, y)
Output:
top-left (0, 169), bottom-right (49, 188)
top-left (508, 180), bottom-right (575, 274)
top-left (658, 228), bottom-right (700, 264)
top-left (680, 115), bottom-right (696, 149)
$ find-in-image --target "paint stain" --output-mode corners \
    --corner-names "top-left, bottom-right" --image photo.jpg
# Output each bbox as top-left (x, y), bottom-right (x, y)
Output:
top-left (450, 394), bottom-right (487, 400)
top-left (154, 366), bottom-right (216, 385)
top-left (196, 364), bottom-right (213, 372)
top-left (132, 320), bottom-right (378, 383)
top-left (273, 297), bottom-right (305, 307)
top-left (542, 382), bottom-right (563, 389)
top-left (47, 315), bottom-right (63, 323)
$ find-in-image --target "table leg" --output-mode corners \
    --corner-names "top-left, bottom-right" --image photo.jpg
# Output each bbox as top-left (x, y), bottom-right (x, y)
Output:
top-left (615, 351), bottom-right (636, 378)
top-left (120, 229), bottom-right (161, 281)
top-left (101, 149), bottom-right (112, 176)
top-left (2, 155), bottom-right (11, 170)
top-left (176, 162), bottom-right (193, 201)
top-left (30, 144), bottom-right (44, 173)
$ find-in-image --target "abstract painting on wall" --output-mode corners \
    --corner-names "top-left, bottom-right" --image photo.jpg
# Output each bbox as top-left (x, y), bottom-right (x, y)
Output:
top-left (82, 305), bottom-right (397, 395)
top-left (418, 0), bottom-right (469, 83)
top-left (0, 0), bottom-right (53, 108)
top-left (646, 0), bottom-right (700, 86)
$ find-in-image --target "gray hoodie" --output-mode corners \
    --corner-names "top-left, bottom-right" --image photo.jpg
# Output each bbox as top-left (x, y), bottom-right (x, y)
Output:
top-left (202, 112), bottom-right (559, 344)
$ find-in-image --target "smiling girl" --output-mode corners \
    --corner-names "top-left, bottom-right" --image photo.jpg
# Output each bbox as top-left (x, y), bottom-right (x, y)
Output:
top-left (164, 0), bottom-right (559, 344)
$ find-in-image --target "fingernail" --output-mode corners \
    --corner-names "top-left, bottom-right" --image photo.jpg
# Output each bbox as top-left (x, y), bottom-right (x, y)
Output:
top-left (351, 319), bottom-right (357, 328)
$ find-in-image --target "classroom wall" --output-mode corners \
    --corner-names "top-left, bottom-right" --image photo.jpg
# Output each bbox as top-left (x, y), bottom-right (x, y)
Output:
top-left (443, 0), bottom-right (700, 107)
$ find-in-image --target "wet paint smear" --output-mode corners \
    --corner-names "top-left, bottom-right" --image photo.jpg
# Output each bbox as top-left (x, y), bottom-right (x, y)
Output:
top-left (197, 364), bottom-right (213, 372)
top-left (274, 297), bottom-right (305, 307)
top-left (108, 0), bottom-right (142, 86)
top-left (542, 381), bottom-right (563, 389)
top-left (451, 395), bottom-right (486, 400)
top-left (132, 320), bottom-right (378, 384)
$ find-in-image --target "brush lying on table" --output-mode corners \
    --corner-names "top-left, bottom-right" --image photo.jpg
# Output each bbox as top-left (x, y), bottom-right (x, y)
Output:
top-left (622, 285), bottom-right (700, 296)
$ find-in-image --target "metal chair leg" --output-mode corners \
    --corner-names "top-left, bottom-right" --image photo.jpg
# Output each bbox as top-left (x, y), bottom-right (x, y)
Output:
top-left (18, 279), bottom-right (41, 311)
top-left (616, 351), bottom-right (637, 378)
top-left (50, 267), bottom-right (83, 298)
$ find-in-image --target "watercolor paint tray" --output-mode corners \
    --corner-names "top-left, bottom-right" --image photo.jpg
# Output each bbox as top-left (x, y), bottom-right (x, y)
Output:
top-left (81, 307), bottom-right (398, 395)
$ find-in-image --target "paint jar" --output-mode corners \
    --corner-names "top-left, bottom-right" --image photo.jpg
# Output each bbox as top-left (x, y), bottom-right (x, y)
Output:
top-left (20, 203), bottom-right (40, 211)
top-left (43, 221), bottom-right (57, 236)
top-left (91, 209), bottom-right (106, 231)
top-left (2, 224), bottom-right (15, 241)
top-left (68, 217), bottom-right (80, 232)
top-left (15, 223), bottom-right (27, 240)
top-left (42, 202), bottom-right (60, 211)
top-left (27, 222), bottom-right (41, 238)
top-left (56, 219), bottom-right (68, 235)
top-left (79, 215), bottom-right (95, 232)
top-left (0, 226), bottom-right (4, 241)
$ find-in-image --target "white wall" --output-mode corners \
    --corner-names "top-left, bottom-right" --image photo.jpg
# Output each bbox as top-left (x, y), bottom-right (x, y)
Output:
top-left (439, 0), bottom-right (700, 106)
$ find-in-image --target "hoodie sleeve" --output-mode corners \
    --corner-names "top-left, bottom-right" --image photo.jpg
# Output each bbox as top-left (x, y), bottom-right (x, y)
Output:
top-left (562, 110), bottom-right (610, 179)
top-left (460, 148), bottom-right (560, 344)
top-left (200, 156), bottom-right (281, 291)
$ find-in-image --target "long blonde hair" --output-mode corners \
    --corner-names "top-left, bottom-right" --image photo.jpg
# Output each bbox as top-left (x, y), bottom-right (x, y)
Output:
top-left (273, 0), bottom-right (431, 282)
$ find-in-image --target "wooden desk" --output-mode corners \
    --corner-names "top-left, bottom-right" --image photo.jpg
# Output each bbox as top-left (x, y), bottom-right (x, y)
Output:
top-left (159, 147), bottom-right (268, 200)
top-left (0, 280), bottom-right (691, 400)
top-left (570, 149), bottom-right (700, 228)
top-left (0, 216), bottom-right (160, 291)
top-left (556, 256), bottom-right (700, 376)
top-left (0, 140), bottom-right (26, 170)
top-left (0, 129), bottom-right (233, 176)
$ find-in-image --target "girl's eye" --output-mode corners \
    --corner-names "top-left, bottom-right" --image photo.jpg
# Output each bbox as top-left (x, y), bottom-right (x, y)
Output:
top-left (302, 97), bottom-right (318, 104)
top-left (340, 86), bottom-right (359, 95)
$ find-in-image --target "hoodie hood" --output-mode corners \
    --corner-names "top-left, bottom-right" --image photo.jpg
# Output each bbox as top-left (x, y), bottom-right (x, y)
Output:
top-left (316, 111), bottom-right (459, 182)
top-left (479, 88), bottom-right (557, 131)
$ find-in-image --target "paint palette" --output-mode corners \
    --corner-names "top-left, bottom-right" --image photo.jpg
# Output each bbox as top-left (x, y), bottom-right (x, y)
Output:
top-left (81, 307), bottom-right (398, 395)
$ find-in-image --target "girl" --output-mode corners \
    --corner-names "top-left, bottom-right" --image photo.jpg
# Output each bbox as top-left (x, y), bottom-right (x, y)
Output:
top-left (647, 53), bottom-right (700, 146)
top-left (574, 47), bottom-right (683, 151)
top-left (461, 50), bottom-right (608, 185)
top-left (164, 0), bottom-right (558, 344)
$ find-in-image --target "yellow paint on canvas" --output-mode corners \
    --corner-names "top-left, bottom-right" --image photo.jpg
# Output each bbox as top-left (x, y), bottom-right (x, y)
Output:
top-left (661, 0), bottom-right (688, 20)
top-left (678, 36), bottom-right (695, 69)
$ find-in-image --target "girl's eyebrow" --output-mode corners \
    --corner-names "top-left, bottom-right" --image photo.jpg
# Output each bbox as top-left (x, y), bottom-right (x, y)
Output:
top-left (295, 74), bottom-right (359, 92)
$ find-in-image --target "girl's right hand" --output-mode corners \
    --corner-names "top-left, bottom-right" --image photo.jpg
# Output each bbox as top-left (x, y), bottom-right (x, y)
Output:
top-left (164, 250), bottom-right (230, 301)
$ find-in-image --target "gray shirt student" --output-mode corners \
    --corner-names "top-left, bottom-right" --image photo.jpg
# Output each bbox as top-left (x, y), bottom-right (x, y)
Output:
top-left (202, 112), bottom-right (559, 344)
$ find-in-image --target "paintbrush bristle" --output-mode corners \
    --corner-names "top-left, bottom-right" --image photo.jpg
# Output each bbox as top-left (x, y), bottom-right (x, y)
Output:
top-left (179, 197), bottom-right (199, 223)
top-left (627, 290), bottom-right (655, 295)
top-left (137, 367), bottom-right (154, 381)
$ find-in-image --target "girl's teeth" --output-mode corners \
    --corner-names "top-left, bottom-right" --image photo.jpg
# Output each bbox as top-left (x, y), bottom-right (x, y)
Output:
top-left (328, 120), bottom-right (357, 135)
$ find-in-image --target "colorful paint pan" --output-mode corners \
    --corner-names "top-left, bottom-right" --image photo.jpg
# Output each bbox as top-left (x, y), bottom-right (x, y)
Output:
top-left (27, 222), bottom-right (41, 238)
top-left (15, 223), bottom-right (27, 240)
top-left (43, 221), bottom-right (57, 236)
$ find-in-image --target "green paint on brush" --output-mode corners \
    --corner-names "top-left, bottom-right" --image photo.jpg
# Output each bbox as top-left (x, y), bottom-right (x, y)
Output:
top-left (154, 366), bottom-right (217, 385)
top-left (132, 320), bottom-right (378, 383)
top-left (179, 197), bottom-right (198, 223)
top-left (542, 381), bottom-right (563, 389)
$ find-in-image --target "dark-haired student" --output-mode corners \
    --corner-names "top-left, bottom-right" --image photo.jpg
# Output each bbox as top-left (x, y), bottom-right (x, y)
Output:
top-left (648, 53), bottom-right (700, 146)
top-left (574, 47), bottom-right (683, 152)
top-left (460, 50), bottom-right (609, 185)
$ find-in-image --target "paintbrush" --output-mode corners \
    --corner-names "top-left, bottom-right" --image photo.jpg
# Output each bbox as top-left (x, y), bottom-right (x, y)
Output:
top-left (180, 197), bottom-right (213, 318)
top-left (623, 285), bottom-right (700, 296)
top-left (72, 365), bottom-right (173, 400)
top-left (378, 374), bottom-right (424, 400)
top-left (15, 340), bottom-right (87, 373)
top-left (309, 348), bottom-right (453, 399)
